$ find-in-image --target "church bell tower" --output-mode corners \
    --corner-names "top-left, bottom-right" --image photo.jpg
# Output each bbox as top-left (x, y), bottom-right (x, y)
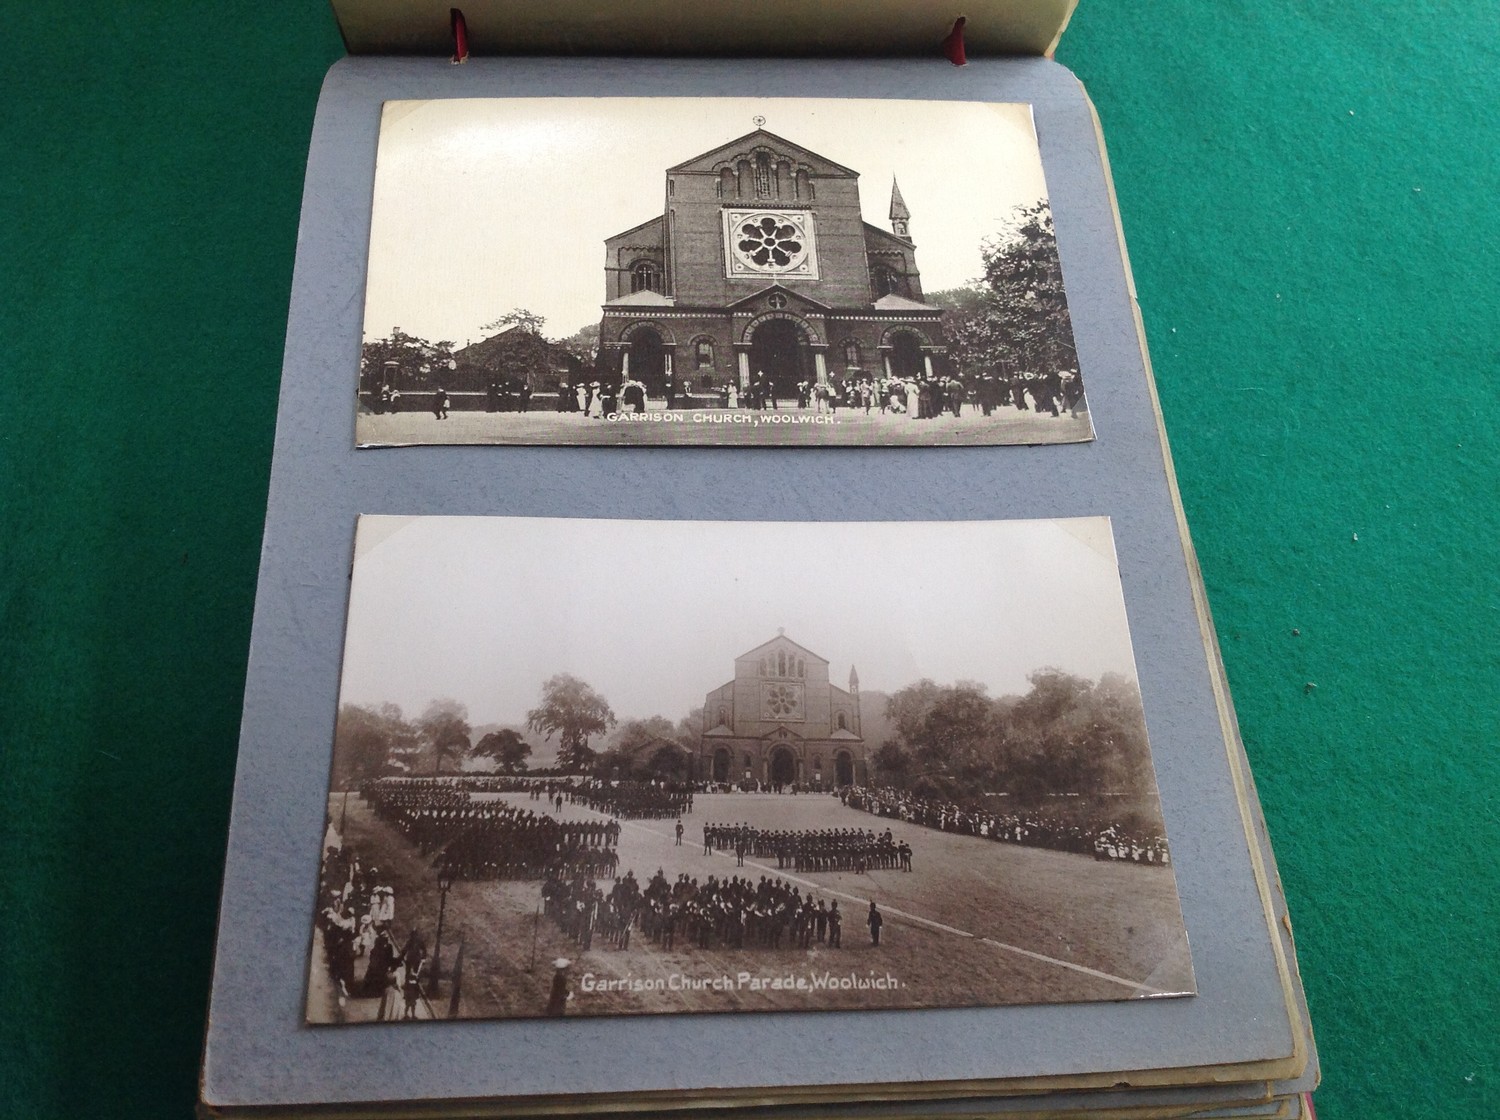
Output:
top-left (889, 178), bottom-right (911, 240)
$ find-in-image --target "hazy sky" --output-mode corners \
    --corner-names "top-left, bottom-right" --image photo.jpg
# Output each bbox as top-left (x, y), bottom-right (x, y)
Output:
top-left (337, 516), bottom-right (1143, 727)
top-left (363, 97), bottom-right (1051, 346)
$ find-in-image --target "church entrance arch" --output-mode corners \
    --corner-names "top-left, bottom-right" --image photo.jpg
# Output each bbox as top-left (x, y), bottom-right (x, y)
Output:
top-left (712, 747), bottom-right (731, 784)
top-left (748, 318), bottom-right (813, 404)
top-left (835, 750), bottom-right (855, 787)
top-left (626, 326), bottom-right (669, 397)
top-left (769, 746), bottom-right (797, 789)
top-left (890, 331), bottom-right (925, 380)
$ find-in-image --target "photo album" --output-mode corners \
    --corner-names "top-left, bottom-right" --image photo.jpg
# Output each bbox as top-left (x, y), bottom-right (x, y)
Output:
top-left (199, 3), bottom-right (1317, 1118)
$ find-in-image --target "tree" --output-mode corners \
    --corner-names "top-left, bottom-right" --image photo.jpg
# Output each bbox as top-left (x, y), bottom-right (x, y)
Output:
top-left (332, 702), bottom-right (423, 786)
top-left (464, 309), bottom-right (561, 390)
top-left (918, 685), bottom-right (999, 779)
top-left (927, 200), bottom-right (1078, 380)
top-left (472, 728), bottom-right (532, 773)
top-left (884, 679), bottom-right (946, 745)
top-left (872, 741), bottom-right (912, 782)
top-left (596, 716), bottom-right (677, 778)
top-left (674, 706), bottom-right (705, 746)
top-left (556, 321), bottom-right (600, 362)
top-left (525, 674), bottom-right (616, 772)
top-left (482, 308), bottom-right (547, 335)
top-left (418, 698), bottom-right (472, 775)
top-left (360, 329), bottom-right (457, 393)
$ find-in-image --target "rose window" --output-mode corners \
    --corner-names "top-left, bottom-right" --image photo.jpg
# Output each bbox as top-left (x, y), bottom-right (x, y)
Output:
top-left (737, 216), bottom-right (805, 268)
top-left (763, 683), bottom-right (803, 719)
top-left (723, 209), bottom-right (818, 278)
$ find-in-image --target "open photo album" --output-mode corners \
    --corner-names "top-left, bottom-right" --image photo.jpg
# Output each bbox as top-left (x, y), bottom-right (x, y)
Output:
top-left (198, 6), bottom-right (1316, 1113)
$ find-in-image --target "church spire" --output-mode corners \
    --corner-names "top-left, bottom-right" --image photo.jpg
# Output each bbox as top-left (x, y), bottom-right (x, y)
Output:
top-left (849, 665), bottom-right (860, 693)
top-left (889, 177), bottom-right (911, 239)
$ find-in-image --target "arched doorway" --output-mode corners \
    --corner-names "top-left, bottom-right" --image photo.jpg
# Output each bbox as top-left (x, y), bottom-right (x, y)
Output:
top-left (748, 319), bottom-right (813, 403)
top-left (769, 746), bottom-right (797, 789)
top-left (712, 747), bottom-right (731, 783)
top-left (835, 750), bottom-right (855, 787)
top-left (627, 327), bottom-right (668, 397)
top-left (890, 331), bottom-right (925, 380)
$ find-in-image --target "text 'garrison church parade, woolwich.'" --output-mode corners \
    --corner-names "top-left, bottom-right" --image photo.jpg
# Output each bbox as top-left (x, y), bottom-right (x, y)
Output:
top-left (698, 631), bottom-right (867, 790)
top-left (601, 123), bottom-right (946, 404)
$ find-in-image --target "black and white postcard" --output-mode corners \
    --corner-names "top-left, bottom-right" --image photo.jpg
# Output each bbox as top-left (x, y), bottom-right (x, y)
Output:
top-left (309, 516), bottom-right (1191, 1024)
top-left (356, 97), bottom-right (1092, 447)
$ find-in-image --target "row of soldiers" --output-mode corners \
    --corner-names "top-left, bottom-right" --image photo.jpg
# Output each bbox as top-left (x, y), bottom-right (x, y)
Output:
top-left (841, 786), bottom-right (1170, 865)
top-left (361, 781), bottom-right (622, 879)
top-left (703, 822), bottom-right (913, 873)
top-left (436, 812), bottom-right (621, 882)
top-left (361, 774), bottom-right (574, 796)
top-left (543, 867), bottom-right (859, 954)
top-left (571, 779), bottom-right (695, 820)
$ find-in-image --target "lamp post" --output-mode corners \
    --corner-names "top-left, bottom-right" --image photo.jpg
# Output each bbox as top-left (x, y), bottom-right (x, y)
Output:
top-left (429, 868), bottom-right (453, 995)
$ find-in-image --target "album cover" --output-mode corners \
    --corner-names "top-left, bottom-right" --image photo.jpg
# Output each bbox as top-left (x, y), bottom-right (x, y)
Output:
top-left (308, 515), bottom-right (1191, 1023)
top-left (356, 97), bottom-right (1092, 447)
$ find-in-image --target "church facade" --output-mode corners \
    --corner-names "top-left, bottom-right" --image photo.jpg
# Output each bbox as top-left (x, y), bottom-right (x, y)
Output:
top-left (697, 632), bottom-right (867, 790)
top-left (599, 126), bottom-right (949, 400)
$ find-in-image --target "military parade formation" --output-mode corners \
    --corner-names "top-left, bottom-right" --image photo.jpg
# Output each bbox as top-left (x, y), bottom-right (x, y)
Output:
top-left (543, 866), bottom-right (863, 955)
top-left (314, 772), bottom-right (1170, 1018)
top-left (702, 821), bottom-right (913, 873)
top-left (361, 777), bottom-right (620, 880)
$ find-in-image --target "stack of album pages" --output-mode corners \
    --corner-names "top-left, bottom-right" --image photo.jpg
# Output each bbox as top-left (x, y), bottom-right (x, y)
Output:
top-left (199, 2), bottom-right (1317, 1117)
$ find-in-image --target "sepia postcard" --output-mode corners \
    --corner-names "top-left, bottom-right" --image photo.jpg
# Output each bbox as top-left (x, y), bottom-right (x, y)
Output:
top-left (356, 97), bottom-right (1092, 447)
top-left (309, 516), bottom-right (1190, 1024)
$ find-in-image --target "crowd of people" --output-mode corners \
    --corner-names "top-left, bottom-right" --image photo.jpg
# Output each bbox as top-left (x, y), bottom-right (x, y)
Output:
top-left (314, 841), bottom-right (430, 1020)
top-left (840, 786), bottom-right (1171, 865)
top-left (723, 367), bottom-right (1084, 420)
top-left (542, 866), bottom-right (882, 954)
top-left (370, 364), bottom-right (1086, 423)
top-left (702, 821), bottom-right (913, 873)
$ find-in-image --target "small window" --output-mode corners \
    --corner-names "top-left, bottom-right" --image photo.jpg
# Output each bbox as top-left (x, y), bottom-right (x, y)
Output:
top-left (630, 261), bottom-right (661, 294)
top-left (837, 712), bottom-right (847, 731)
top-left (872, 265), bottom-right (899, 298)
top-left (754, 154), bottom-right (772, 197)
top-left (843, 340), bottom-right (861, 367)
top-left (695, 338), bottom-right (715, 368)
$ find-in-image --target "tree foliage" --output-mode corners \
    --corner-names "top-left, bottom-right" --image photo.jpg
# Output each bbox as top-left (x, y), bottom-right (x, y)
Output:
top-left (483, 308), bottom-right (547, 335)
top-left (525, 674), bottom-right (617, 772)
top-left (331, 703), bottom-right (419, 788)
top-left (472, 727), bottom-right (532, 773)
top-left (871, 670), bottom-right (1153, 803)
top-left (360, 329), bottom-right (457, 392)
top-left (927, 201), bottom-right (1078, 379)
top-left (418, 698), bottom-right (472, 775)
top-left (596, 716), bottom-right (679, 779)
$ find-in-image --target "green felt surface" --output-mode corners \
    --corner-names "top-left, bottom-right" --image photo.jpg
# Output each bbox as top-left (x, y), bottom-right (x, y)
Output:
top-left (0, 3), bottom-right (1495, 1118)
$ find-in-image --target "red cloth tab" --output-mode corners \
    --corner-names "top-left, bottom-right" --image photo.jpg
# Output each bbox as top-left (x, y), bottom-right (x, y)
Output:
top-left (942, 17), bottom-right (968, 66)
top-left (450, 8), bottom-right (469, 63)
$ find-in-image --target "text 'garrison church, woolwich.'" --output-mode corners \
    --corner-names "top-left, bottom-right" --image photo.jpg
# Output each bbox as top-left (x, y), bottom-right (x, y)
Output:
top-left (600, 124), bottom-right (950, 402)
top-left (696, 631), bottom-right (868, 790)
